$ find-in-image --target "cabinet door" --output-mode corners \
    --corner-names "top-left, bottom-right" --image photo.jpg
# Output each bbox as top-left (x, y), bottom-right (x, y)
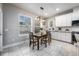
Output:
top-left (54, 32), bottom-right (56, 39)
top-left (60, 33), bottom-right (71, 43)
top-left (66, 13), bottom-right (72, 26)
top-left (61, 15), bottom-right (66, 26)
top-left (65, 33), bottom-right (71, 42)
top-left (72, 7), bottom-right (79, 20)
top-left (55, 15), bottom-right (67, 27)
top-left (51, 32), bottom-right (54, 39)
top-left (61, 33), bottom-right (66, 41)
top-left (56, 32), bottom-right (59, 39)
top-left (72, 11), bottom-right (78, 20)
top-left (55, 16), bottom-right (61, 27)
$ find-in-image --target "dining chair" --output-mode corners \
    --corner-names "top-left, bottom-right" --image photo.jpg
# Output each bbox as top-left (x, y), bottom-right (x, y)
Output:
top-left (41, 33), bottom-right (48, 47)
top-left (32, 35), bottom-right (38, 49)
top-left (46, 31), bottom-right (51, 45)
top-left (29, 32), bottom-right (33, 46)
top-left (29, 32), bottom-right (38, 49)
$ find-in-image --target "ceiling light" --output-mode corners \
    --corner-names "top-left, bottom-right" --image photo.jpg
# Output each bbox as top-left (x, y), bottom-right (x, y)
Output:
top-left (56, 8), bottom-right (60, 11)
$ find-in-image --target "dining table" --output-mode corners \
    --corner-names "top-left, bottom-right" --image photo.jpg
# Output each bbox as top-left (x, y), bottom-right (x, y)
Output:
top-left (33, 32), bottom-right (47, 50)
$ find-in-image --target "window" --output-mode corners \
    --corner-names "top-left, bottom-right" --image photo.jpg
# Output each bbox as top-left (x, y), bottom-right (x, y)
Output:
top-left (18, 14), bottom-right (31, 34)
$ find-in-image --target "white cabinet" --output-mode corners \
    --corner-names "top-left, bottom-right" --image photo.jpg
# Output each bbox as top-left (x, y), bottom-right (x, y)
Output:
top-left (51, 32), bottom-right (71, 43)
top-left (60, 32), bottom-right (71, 42)
top-left (55, 13), bottom-right (72, 27)
top-left (66, 13), bottom-right (72, 26)
top-left (65, 33), bottom-right (71, 42)
top-left (51, 32), bottom-right (56, 39)
top-left (55, 16), bottom-right (64, 27)
top-left (72, 7), bottom-right (79, 20)
top-left (56, 32), bottom-right (60, 40)
top-left (61, 15), bottom-right (67, 26)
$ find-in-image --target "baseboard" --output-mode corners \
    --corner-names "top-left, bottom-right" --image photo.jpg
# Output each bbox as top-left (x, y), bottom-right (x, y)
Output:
top-left (52, 38), bottom-right (71, 44)
top-left (3, 40), bottom-right (27, 49)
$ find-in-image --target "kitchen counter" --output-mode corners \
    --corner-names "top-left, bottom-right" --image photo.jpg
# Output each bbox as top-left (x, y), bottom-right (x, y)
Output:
top-left (52, 31), bottom-right (72, 33)
top-left (51, 31), bottom-right (72, 43)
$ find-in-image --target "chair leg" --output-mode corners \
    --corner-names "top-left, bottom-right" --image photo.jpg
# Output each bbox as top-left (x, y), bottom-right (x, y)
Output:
top-left (48, 38), bottom-right (51, 45)
top-left (48, 39), bottom-right (50, 45)
top-left (29, 41), bottom-right (31, 46)
top-left (32, 43), bottom-right (34, 50)
top-left (41, 39), bottom-right (43, 45)
top-left (45, 40), bottom-right (47, 47)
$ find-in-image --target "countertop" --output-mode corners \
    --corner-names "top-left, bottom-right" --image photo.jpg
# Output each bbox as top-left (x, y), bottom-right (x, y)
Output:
top-left (51, 31), bottom-right (72, 33)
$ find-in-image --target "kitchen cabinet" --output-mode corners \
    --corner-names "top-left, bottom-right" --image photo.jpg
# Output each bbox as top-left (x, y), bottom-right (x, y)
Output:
top-left (60, 32), bottom-right (71, 42)
top-left (66, 13), bottom-right (72, 26)
top-left (51, 31), bottom-right (71, 43)
top-left (65, 33), bottom-right (71, 42)
top-left (61, 15), bottom-right (67, 26)
top-left (55, 13), bottom-right (72, 27)
top-left (51, 32), bottom-right (56, 39)
top-left (51, 32), bottom-right (60, 40)
top-left (55, 15), bottom-right (64, 27)
top-left (72, 7), bottom-right (79, 20)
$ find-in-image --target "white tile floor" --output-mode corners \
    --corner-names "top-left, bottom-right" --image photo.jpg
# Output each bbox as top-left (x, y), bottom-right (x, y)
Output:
top-left (1, 40), bottom-right (79, 56)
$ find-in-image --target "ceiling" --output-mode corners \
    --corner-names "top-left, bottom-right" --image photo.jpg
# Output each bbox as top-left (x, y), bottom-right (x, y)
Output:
top-left (12, 3), bottom-right (79, 18)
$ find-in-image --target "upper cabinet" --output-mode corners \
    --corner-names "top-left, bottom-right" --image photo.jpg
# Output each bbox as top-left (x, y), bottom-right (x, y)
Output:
top-left (55, 15), bottom-right (66, 27)
top-left (55, 13), bottom-right (72, 27)
top-left (72, 7), bottom-right (79, 20)
top-left (66, 13), bottom-right (72, 26)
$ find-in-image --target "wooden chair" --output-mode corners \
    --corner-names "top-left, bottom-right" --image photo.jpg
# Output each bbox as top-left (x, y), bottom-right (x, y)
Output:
top-left (41, 33), bottom-right (48, 47)
top-left (46, 31), bottom-right (51, 45)
top-left (29, 32), bottom-right (33, 46)
top-left (32, 35), bottom-right (38, 49)
top-left (29, 32), bottom-right (38, 49)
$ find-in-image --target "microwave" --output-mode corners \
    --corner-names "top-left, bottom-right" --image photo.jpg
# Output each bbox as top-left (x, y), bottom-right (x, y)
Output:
top-left (72, 20), bottom-right (79, 26)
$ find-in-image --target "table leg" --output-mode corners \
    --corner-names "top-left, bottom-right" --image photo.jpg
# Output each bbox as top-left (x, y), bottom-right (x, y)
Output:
top-left (29, 40), bottom-right (31, 46)
top-left (37, 38), bottom-right (39, 50)
top-left (45, 40), bottom-right (47, 47)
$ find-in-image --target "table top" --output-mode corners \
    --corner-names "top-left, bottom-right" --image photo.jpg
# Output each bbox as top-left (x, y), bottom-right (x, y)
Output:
top-left (33, 33), bottom-right (41, 36)
top-left (33, 33), bottom-right (47, 39)
top-left (34, 30), bottom-right (46, 35)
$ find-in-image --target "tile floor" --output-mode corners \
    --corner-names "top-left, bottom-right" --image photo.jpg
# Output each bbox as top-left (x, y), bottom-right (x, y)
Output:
top-left (1, 40), bottom-right (79, 56)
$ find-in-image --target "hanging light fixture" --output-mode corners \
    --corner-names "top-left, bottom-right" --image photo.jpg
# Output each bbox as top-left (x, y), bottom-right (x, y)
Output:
top-left (35, 5), bottom-right (44, 20)
top-left (39, 6), bottom-right (44, 28)
top-left (35, 4), bottom-right (45, 28)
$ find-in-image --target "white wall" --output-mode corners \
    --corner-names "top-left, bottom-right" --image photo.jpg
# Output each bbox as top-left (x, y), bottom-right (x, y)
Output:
top-left (3, 4), bottom-right (36, 47)
top-left (0, 3), bottom-right (3, 51)
top-left (46, 17), bottom-right (55, 30)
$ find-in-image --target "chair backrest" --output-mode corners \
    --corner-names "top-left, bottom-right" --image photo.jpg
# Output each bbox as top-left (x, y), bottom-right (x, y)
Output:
top-left (46, 31), bottom-right (51, 38)
top-left (29, 32), bottom-right (33, 40)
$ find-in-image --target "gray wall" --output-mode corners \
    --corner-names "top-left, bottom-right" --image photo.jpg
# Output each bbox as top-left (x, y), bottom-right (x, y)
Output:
top-left (0, 3), bottom-right (3, 51)
top-left (3, 4), bottom-right (36, 47)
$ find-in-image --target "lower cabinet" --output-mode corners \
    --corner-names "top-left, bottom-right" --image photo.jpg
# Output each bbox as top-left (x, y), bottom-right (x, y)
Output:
top-left (51, 31), bottom-right (72, 43)
top-left (65, 33), bottom-right (72, 43)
